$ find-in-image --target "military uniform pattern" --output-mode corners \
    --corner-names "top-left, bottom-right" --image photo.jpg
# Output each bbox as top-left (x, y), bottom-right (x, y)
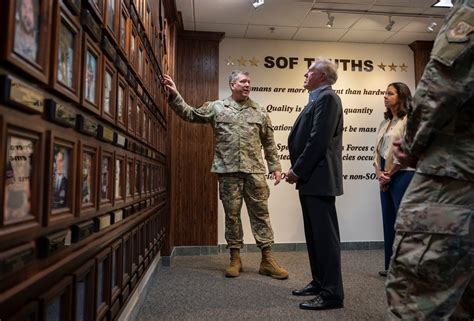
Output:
top-left (218, 173), bottom-right (274, 249)
top-left (387, 0), bottom-right (474, 319)
top-left (169, 94), bottom-right (281, 248)
top-left (169, 94), bottom-right (282, 174)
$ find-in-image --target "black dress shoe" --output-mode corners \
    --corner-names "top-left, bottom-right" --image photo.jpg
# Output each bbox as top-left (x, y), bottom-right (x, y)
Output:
top-left (299, 295), bottom-right (344, 310)
top-left (378, 270), bottom-right (388, 277)
top-left (292, 283), bottom-right (321, 296)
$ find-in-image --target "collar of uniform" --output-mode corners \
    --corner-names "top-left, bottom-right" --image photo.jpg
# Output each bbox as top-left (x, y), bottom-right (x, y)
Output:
top-left (223, 97), bottom-right (258, 109)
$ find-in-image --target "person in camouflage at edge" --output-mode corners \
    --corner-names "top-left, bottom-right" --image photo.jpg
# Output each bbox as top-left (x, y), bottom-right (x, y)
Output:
top-left (386, 0), bottom-right (473, 319)
top-left (162, 71), bottom-right (289, 279)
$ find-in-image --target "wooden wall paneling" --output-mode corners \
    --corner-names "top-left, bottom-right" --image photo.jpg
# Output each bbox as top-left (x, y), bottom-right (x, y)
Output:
top-left (409, 41), bottom-right (434, 86)
top-left (168, 31), bottom-right (223, 248)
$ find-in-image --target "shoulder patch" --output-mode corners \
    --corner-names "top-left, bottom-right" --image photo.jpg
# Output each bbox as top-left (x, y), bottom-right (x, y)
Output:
top-left (450, 21), bottom-right (473, 39)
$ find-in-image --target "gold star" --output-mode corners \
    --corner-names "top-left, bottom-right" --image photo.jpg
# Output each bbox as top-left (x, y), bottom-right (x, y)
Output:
top-left (377, 62), bottom-right (386, 71)
top-left (399, 63), bottom-right (408, 72)
top-left (249, 57), bottom-right (259, 67)
top-left (238, 56), bottom-right (247, 66)
top-left (388, 63), bottom-right (397, 71)
top-left (226, 56), bottom-right (236, 66)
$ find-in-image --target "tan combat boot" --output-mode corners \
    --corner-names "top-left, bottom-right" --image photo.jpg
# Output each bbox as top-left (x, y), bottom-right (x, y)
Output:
top-left (225, 248), bottom-right (243, 277)
top-left (259, 247), bottom-right (289, 280)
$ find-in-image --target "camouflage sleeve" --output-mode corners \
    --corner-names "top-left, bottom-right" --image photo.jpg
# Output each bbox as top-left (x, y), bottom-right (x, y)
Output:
top-left (402, 3), bottom-right (474, 157)
top-left (168, 94), bottom-right (216, 124)
top-left (260, 113), bottom-right (282, 173)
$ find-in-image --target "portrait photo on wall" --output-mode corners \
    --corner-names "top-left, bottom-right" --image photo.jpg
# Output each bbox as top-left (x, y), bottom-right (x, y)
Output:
top-left (114, 157), bottom-right (123, 202)
top-left (102, 58), bottom-right (116, 123)
top-left (82, 152), bottom-right (94, 205)
top-left (52, 4), bottom-right (82, 102)
top-left (52, 145), bottom-right (70, 210)
top-left (126, 159), bottom-right (132, 198)
top-left (100, 152), bottom-right (112, 206)
top-left (4, 0), bottom-right (52, 83)
top-left (82, 35), bottom-right (102, 115)
top-left (3, 135), bottom-right (34, 223)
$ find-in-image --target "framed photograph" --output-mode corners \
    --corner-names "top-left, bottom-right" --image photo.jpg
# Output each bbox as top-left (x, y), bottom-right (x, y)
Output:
top-left (114, 153), bottom-right (125, 205)
top-left (50, 3), bottom-right (82, 103)
top-left (119, 2), bottom-right (129, 58)
top-left (122, 232), bottom-right (131, 288)
top-left (46, 133), bottom-right (76, 226)
top-left (127, 88), bottom-right (136, 135)
top-left (116, 74), bottom-right (128, 130)
top-left (104, 0), bottom-right (119, 44)
top-left (85, 0), bottom-right (104, 23)
top-left (128, 24), bottom-right (137, 72)
top-left (143, 54), bottom-right (149, 89)
top-left (140, 161), bottom-right (145, 195)
top-left (95, 248), bottom-right (111, 321)
top-left (125, 156), bottom-right (133, 201)
top-left (99, 148), bottom-right (113, 209)
top-left (40, 276), bottom-right (73, 321)
top-left (135, 101), bottom-right (142, 139)
top-left (1, 0), bottom-right (53, 84)
top-left (101, 57), bottom-right (116, 124)
top-left (73, 259), bottom-right (95, 321)
top-left (137, 41), bottom-right (143, 80)
top-left (131, 227), bottom-right (138, 274)
top-left (81, 34), bottom-right (102, 115)
top-left (1, 122), bottom-right (43, 239)
top-left (111, 240), bottom-right (122, 304)
top-left (77, 141), bottom-right (98, 217)
top-left (134, 159), bottom-right (141, 196)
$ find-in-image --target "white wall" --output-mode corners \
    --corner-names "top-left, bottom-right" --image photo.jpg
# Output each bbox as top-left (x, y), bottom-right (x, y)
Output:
top-left (217, 38), bottom-right (415, 244)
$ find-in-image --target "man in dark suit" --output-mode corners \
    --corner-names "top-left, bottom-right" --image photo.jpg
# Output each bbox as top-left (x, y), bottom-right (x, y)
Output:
top-left (286, 57), bottom-right (344, 310)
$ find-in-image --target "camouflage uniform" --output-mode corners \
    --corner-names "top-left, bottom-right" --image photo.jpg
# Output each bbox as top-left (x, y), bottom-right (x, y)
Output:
top-left (386, 0), bottom-right (474, 320)
top-left (169, 94), bottom-right (281, 249)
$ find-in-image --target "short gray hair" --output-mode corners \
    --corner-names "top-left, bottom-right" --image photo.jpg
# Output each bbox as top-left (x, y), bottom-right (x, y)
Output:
top-left (229, 70), bottom-right (250, 84)
top-left (310, 57), bottom-right (338, 85)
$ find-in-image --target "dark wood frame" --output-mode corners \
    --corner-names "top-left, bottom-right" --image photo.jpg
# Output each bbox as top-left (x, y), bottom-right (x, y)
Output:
top-left (114, 152), bottom-right (125, 206)
top-left (135, 101), bottom-right (142, 140)
top-left (127, 87), bottom-right (136, 136)
top-left (73, 259), bottom-right (95, 321)
top-left (0, 0), bottom-right (53, 84)
top-left (128, 23), bottom-right (138, 73)
top-left (101, 56), bottom-right (117, 124)
top-left (122, 231), bottom-right (131, 287)
top-left (130, 227), bottom-right (138, 275)
top-left (118, 1), bottom-right (129, 59)
top-left (51, 2), bottom-right (82, 103)
top-left (8, 300), bottom-right (39, 321)
top-left (110, 239), bottom-right (122, 304)
top-left (95, 248), bottom-right (111, 321)
top-left (63, 0), bottom-right (81, 15)
top-left (137, 40), bottom-right (144, 80)
top-left (98, 147), bottom-right (114, 210)
top-left (40, 276), bottom-right (73, 321)
top-left (45, 131), bottom-right (77, 227)
top-left (125, 155), bottom-right (134, 202)
top-left (0, 117), bottom-right (44, 243)
top-left (81, 33), bottom-right (102, 116)
top-left (134, 158), bottom-right (141, 197)
top-left (116, 73), bottom-right (128, 130)
top-left (104, 0), bottom-right (119, 45)
top-left (77, 141), bottom-right (98, 218)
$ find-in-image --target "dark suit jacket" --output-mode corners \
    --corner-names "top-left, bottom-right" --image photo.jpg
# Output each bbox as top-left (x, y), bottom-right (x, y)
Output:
top-left (288, 86), bottom-right (344, 196)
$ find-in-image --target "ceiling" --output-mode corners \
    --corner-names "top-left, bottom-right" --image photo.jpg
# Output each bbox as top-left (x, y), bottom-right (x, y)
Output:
top-left (175, 0), bottom-right (451, 44)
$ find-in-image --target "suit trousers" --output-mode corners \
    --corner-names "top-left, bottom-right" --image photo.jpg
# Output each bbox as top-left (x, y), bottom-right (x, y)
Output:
top-left (299, 194), bottom-right (344, 300)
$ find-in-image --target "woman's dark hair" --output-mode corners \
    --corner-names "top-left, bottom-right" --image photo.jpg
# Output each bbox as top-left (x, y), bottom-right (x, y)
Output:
top-left (384, 82), bottom-right (412, 120)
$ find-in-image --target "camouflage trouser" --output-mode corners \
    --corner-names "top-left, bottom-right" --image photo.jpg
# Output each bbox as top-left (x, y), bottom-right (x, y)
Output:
top-left (386, 173), bottom-right (474, 321)
top-left (218, 173), bottom-right (274, 249)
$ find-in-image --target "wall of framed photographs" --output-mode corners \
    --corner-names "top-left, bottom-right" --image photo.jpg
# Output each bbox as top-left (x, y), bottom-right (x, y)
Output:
top-left (0, 0), bottom-right (174, 320)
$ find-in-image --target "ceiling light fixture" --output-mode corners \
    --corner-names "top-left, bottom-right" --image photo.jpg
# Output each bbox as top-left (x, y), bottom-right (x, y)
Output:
top-left (385, 16), bottom-right (395, 31)
top-left (326, 12), bottom-right (334, 28)
top-left (432, 0), bottom-right (453, 8)
top-left (426, 21), bottom-right (438, 32)
top-left (252, 0), bottom-right (264, 9)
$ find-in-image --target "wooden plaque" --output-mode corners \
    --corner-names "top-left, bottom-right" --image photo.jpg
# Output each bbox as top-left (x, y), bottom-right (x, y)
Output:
top-left (45, 99), bottom-right (76, 128)
top-left (0, 241), bottom-right (35, 279)
top-left (38, 229), bottom-right (69, 258)
top-left (71, 220), bottom-right (95, 243)
top-left (0, 75), bottom-right (45, 113)
top-left (76, 114), bottom-right (99, 136)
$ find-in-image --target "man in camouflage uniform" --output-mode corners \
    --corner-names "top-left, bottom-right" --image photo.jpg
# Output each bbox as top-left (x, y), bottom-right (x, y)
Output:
top-left (162, 71), bottom-right (289, 279)
top-left (387, 0), bottom-right (473, 319)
